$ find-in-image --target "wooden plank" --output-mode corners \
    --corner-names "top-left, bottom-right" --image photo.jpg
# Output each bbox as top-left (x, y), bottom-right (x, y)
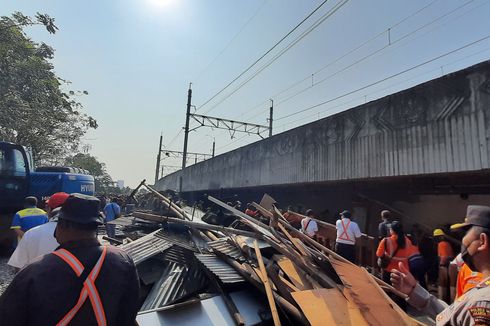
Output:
top-left (253, 240), bottom-right (281, 326)
top-left (276, 256), bottom-right (312, 291)
top-left (291, 289), bottom-right (368, 326)
top-left (277, 275), bottom-right (301, 293)
top-left (332, 259), bottom-right (422, 326)
top-left (277, 222), bottom-right (308, 256)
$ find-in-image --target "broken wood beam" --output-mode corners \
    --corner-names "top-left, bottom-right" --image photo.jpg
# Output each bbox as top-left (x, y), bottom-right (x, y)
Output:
top-left (276, 218), bottom-right (408, 299)
top-left (254, 240), bottom-right (281, 326)
top-left (142, 182), bottom-right (190, 220)
top-left (223, 256), bottom-right (308, 325)
top-left (132, 211), bottom-right (261, 239)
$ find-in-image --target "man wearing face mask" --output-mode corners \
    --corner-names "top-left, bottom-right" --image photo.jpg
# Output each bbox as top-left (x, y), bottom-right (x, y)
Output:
top-left (390, 205), bottom-right (490, 325)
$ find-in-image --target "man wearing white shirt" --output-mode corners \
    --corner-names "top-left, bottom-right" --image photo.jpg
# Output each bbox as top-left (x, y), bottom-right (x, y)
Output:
top-left (301, 209), bottom-right (318, 238)
top-left (335, 210), bottom-right (361, 263)
top-left (8, 192), bottom-right (69, 271)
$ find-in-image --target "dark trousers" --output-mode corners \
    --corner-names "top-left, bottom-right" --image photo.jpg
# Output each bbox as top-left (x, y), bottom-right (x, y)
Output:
top-left (335, 242), bottom-right (356, 263)
top-left (409, 254), bottom-right (427, 289)
top-left (106, 224), bottom-right (115, 238)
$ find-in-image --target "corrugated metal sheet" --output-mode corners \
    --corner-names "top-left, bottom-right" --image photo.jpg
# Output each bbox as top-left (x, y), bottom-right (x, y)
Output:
top-left (154, 230), bottom-right (197, 252)
top-left (195, 253), bottom-right (245, 284)
top-left (163, 245), bottom-right (195, 264)
top-left (140, 260), bottom-right (208, 311)
top-left (156, 60), bottom-right (490, 191)
top-left (120, 229), bottom-right (173, 264)
top-left (208, 239), bottom-right (245, 262)
top-left (137, 290), bottom-right (267, 325)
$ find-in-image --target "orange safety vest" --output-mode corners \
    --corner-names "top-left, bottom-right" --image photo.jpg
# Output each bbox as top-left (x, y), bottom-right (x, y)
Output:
top-left (52, 246), bottom-right (108, 326)
top-left (338, 219), bottom-right (351, 241)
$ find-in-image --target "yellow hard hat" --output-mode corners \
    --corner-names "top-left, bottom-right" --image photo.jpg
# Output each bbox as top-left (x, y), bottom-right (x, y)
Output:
top-left (433, 229), bottom-right (445, 237)
top-left (450, 223), bottom-right (467, 230)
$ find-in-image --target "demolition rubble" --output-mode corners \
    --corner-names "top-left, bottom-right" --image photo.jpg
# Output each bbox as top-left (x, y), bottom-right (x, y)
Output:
top-left (111, 182), bottom-right (426, 326)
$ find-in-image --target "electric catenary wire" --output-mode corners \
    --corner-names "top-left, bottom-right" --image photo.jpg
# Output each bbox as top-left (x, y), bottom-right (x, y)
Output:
top-left (197, 0), bottom-right (336, 111)
top-left (276, 34), bottom-right (490, 121)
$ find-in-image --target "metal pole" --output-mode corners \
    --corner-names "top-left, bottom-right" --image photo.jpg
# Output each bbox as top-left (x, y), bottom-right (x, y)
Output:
top-left (269, 99), bottom-right (273, 137)
top-left (182, 83), bottom-right (192, 169)
top-left (212, 139), bottom-right (215, 157)
top-left (154, 134), bottom-right (163, 184)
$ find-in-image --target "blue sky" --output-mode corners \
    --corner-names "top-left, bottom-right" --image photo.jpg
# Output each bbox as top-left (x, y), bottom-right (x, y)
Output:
top-left (2, 0), bottom-right (490, 187)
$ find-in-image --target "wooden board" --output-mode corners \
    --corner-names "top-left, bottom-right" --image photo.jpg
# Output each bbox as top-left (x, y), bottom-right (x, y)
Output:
top-left (259, 193), bottom-right (277, 211)
top-left (331, 259), bottom-right (423, 326)
top-left (276, 256), bottom-right (312, 291)
top-left (291, 289), bottom-right (369, 326)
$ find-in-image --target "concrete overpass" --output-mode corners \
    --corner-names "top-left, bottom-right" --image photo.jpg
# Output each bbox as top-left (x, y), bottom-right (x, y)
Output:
top-left (156, 60), bottom-right (490, 233)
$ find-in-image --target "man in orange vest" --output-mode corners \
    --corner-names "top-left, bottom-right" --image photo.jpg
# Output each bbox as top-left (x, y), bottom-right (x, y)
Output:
top-left (0, 193), bottom-right (140, 325)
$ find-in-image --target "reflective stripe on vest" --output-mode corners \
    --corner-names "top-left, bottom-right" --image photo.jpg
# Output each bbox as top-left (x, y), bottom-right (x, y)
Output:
top-left (53, 246), bottom-right (108, 326)
top-left (339, 219), bottom-right (351, 241)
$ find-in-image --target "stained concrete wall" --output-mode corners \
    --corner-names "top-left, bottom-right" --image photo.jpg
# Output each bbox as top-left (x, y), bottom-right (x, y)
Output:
top-left (156, 60), bottom-right (490, 193)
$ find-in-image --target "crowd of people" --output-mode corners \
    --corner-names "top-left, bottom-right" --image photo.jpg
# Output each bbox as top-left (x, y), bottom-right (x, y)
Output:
top-left (246, 201), bottom-right (490, 324)
top-left (3, 192), bottom-right (490, 325)
top-left (0, 193), bottom-right (138, 325)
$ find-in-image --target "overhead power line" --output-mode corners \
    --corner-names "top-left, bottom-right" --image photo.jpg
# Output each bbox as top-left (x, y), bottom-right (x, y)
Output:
top-left (276, 34), bottom-right (490, 121)
top-left (197, 0), bottom-right (335, 111)
top-left (202, 0), bottom-right (349, 115)
top-left (193, 0), bottom-right (268, 84)
top-left (217, 43), bottom-right (490, 152)
top-left (274, 0), bottom-right (478, 108)
top-left (230, 0), bottom-right (440, 123)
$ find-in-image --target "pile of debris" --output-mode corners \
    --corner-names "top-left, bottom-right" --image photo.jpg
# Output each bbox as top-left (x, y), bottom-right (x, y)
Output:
top-left (110, 182), bottom-right (425, 326)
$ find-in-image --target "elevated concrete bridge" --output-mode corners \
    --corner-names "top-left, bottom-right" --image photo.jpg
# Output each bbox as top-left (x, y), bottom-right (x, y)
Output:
top-left (156, 61), bottom-right (490, 234)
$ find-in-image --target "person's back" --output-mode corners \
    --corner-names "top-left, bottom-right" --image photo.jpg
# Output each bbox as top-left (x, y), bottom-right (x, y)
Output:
top-left (11, 197), bottom-right (48, 237)
top-left (378, 210), bottom-right (392, 240)
top-left (0, 241), bottom-right (139, 325)
top-left (7, 220), bottom-right (58, 269)
top-left (0, 193), bottom-right (140, 325)
top-left (377, 234), bottom-right (415, 272)
top-left (8, 193), bottom-right (70, 270)
top-left (103, 201), bottom-right (121, 222)
top-left (335, 210), bottom-right (361, 263)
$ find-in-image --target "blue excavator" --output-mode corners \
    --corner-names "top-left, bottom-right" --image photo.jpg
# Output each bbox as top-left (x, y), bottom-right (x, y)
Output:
top-left (0, 141), bottom-right (95, 251)
top-left (0, 141), bottom-right (95, 213)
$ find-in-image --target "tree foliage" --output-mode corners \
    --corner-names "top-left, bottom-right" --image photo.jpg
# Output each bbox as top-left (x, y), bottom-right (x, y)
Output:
top-left (0, 12), bottom-right (97, 164)
top-left (65, 153), bottom-right (118, 195)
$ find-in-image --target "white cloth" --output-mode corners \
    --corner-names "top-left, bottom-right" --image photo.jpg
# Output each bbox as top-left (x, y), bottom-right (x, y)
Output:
top-left (335, 218), bottom-right (361, 245)
top-left (300, 217), bottom-right (318, 237)
top-left (450, 253), bottom-right (464, 270)
top-left (8, 221), bottom-right (58, 269)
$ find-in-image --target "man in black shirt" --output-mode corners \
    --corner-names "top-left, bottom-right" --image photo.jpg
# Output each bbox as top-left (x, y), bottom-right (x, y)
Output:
top-left (0, 193), bottom-right (140, 325)
top-left (378, 209), bottom-right (392, 241)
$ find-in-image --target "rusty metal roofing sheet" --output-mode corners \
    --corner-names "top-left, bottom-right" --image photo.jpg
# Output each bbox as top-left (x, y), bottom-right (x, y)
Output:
top-left (140, 260), bottom-right (208, 312)
top-left (120, 229), bottom-right (173, 264)
top-left (208, 239), bottom-right (245, 262)
top-left (195, 253), bottom-right (245, 284)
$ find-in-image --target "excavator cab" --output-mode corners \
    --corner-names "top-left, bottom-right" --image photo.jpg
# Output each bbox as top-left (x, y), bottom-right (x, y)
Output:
top-left (0, 142), bottom-right (31, 213)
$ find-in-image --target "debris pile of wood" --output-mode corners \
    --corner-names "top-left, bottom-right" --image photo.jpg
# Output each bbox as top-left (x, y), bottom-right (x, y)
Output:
top-left (113, 182), bottom-right (425, 326)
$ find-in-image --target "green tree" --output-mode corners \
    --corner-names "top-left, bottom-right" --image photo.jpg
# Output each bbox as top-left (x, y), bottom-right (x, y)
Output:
top-left (65, 153), bottom-right (115, 194)
top-left (0, 12), bottom-right (97, 164)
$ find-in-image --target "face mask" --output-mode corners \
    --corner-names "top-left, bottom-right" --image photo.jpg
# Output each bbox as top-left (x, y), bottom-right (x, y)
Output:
top-left (461, 241), bottom-right (478, 272)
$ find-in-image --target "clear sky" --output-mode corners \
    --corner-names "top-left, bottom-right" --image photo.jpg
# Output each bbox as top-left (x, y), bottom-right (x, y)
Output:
top-left (2, 0), bottom-right (490, 187)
